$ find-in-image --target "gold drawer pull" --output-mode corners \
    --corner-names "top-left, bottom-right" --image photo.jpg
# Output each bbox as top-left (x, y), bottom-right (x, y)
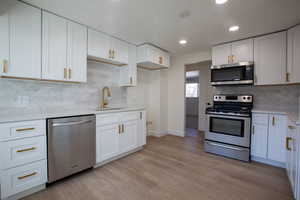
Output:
top-left (288, 125), bottom-right (296, 130)
top-left (122, 124), bottom-right (125, 133)
top-left (286, 137), bottom-right (292, 151)
top-left (16, 128), bottom-right (35, 132)
top-left (130, 77), bottom-right (133, 84)
top-left (17, 147), bottom-right (36, 153)
top-left (118, 125), bottom-right (121, 134)
top-left (18, 172), bottom-right (37, 180)
top-left (64, 68), bottom-right (67, 79)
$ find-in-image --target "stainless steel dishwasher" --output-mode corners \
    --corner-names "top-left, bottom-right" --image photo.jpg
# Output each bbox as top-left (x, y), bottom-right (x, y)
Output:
top-left (47, 115), bottom-right (96, 183)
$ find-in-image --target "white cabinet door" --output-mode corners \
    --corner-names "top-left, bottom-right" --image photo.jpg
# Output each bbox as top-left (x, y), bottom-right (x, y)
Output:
top-left (137, 111), bottom-right (147, 147)
top-left (111, 38), bottom-right (129, 65)
top-left (7, 2), bottom-right (41, 79)
top-left (231, 39), bottom-right (254, 63)
top-left (288, 25), bottom-right (300, 84)
top-left (42, 12), bottom-right (67, 81)
top-left (212, 44), bottom-right (231, 66)
top-left (119, 120), bottom-right (138, 154)
top-left (0, 13), bottom-right (9, 76)
top-left (286, 124), bottom-right (294, 186)
top-left (254, 32), bottom-right (287, 85)
top-left (119, 44), bottom-right (137, 87)
top-left (87, 29), bottom-right (110, 60)
top-left (268, 114), bottom-right (287, 163)
top-left (67, 21), bottom-right (87, 82)
top-left (96, 124), bottom-right (119, 163)
top-left (251, 123), bottom-right (268, 159)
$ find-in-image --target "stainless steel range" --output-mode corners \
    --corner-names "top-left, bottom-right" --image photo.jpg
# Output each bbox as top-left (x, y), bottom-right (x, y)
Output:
top-left (204, 95), bottom-right (253, 162)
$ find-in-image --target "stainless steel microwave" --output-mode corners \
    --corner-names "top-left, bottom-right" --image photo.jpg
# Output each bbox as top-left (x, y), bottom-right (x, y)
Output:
top-left (211, 62), bottom-right (254, 86)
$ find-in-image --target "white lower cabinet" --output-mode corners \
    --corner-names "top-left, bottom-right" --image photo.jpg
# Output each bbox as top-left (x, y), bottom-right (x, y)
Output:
top-left (0, 120), bottom-right (47, 200)
top-left (96, 110), bottom-right (147, 165)
top-left (0, 160), bottom-right (47, 199)
top-left (251, 112), bottom-right (287, 166)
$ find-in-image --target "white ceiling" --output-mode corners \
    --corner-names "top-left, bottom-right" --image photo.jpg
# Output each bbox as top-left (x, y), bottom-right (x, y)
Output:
top-left (23, 0), bottom-right (300, 55)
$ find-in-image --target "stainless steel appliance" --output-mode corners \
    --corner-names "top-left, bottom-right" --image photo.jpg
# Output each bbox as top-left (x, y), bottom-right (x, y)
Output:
top-left (205, 95), bottom-right (253, 162)
top-left (47, 115), bottom-right (96, 183)
top-left (211, 62), bottom-right (254, 86)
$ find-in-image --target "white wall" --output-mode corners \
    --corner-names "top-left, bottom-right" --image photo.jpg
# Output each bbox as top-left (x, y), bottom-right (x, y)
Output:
top-left (167, 51), bottom-right (211, 137)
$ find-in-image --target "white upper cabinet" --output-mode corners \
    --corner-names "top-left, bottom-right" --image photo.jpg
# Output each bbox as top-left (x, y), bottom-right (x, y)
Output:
top-left (88, 29), bottom-right (129, 66)
top-left (42, 12), bottom-right (87, 82)
top-left (0, 13), bottom-right (9, 76)
top-left (119, 44), bottom-right (137, 87)
top-left (212, 44), bottom-right (232, 66)
top-left (231, 39), bottom-right (254, 63)
top-left (288, 25), bottom-right (300, 84)
top-left (42, 12), bottom-right (67, 81)
top-left (137, 44), bottom-right (170, 70)
top-left (212, 39), bottom-right (253, 66)
top-left (0, 2), bottom-right (41, 79)
top-left (254, 31), bottom-right (287, 85)
top-left (88, 29), bottom-right (111, 61)
top-left (67, 21), bottom-right (87, 82)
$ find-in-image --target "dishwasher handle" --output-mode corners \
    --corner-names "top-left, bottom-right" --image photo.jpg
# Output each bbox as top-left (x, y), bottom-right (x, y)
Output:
top-left (52, 120), bottom-right (93, 127)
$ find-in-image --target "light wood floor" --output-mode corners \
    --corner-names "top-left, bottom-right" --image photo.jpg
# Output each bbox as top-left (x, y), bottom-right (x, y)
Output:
top-left (24, 132), bottom-right (293, 200)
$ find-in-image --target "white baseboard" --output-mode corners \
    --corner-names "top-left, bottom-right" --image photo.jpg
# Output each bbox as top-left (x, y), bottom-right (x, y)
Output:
top-left (3, 184), bottom-right (45, 200)
top-left (167, 130), bottom-right (185, 137)
top-left (148, 130), bottom-right (167, 137)
top-left (251, 156), bottom-right (286, 168)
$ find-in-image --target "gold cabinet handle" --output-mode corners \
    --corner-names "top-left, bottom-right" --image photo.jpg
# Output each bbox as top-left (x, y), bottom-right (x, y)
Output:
top-left (122, 124), bottom-right (124, 133)
top-left (130, 77), bottom-right (133, 85)
top-left (286, 73), bottom-right (290, 82)
top-left (18, 172), bottom-right (37, 180)
top-left (17, 147), bottom-right (36, 153)
top-left (64, 68), bottom-right (67, 79)
top-left (286, 137), bottom-right (292, 151)
top-left (228, 56), bottom-right (231, 64)
top-left (118, 125), bottom-right (121, 134)
top-left (272, 116), bottom-right (275, 126)
top-left (140, 112), bottom-right (142, 120)
top-left (68, 68), bottom-right (72, 79)
top-left (288, 125), bottom-right (296, 130)
top-left (2, 59), bottom-right (8, 73)
top-left (159, 56), bottom-right (163, 64)
top-left (109, 49), bottom-right (112, 59)
top-left (232, 55), bottom-right (236, 63)
top-left (112, 50), bottom-right (115, 59)
top-left (252, 126), bottom-right (255, 135)
top-left (16, 128), bottom-right (35, 132)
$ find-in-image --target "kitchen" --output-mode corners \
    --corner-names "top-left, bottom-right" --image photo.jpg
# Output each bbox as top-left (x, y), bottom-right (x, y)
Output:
top-left (0, 0), bottom-right (300, 200)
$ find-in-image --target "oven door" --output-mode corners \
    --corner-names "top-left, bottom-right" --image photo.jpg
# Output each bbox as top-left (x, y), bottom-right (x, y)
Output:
top-left (205, 114), bottom-right (251, 147)
top-left (211, 65), bottom-right (253, 85)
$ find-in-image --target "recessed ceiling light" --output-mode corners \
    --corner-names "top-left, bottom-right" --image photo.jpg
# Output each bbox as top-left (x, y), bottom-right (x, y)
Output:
top-left (215, 0), bottom-right (228, 5)
top-left (179, 40), bottom-right (187, 45)
top-left (229, 25), bottom-right (239, 32)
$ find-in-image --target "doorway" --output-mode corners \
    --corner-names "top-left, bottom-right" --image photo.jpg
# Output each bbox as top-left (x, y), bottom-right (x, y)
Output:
top-left (184, 60), bottom-right (212, 138)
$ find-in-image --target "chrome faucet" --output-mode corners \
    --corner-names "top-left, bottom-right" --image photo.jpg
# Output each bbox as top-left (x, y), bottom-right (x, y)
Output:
top-left (101, 87), bottom-right (111, 109)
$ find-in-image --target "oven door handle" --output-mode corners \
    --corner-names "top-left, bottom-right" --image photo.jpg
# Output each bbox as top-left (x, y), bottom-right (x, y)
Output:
top-left (206, 141), bottom-right (248, 152)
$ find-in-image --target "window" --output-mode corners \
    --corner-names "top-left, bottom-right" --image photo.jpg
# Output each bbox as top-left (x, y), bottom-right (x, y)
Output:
top-left (186, 83), bottom-right (199, 98)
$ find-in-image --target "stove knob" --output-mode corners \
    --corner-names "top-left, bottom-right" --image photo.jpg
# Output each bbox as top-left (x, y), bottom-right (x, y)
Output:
top-left (247, 97), bottom-right (251, 100)
top-left (243, 97), bottom-right (246, 100)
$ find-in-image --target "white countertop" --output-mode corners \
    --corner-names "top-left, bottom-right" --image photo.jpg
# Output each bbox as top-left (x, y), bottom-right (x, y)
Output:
top-left (0, 107), bottom-right (146, 124)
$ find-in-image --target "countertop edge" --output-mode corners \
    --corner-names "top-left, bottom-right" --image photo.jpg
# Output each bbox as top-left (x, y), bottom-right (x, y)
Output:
top-left (0, 107), bottom-right (146, 124)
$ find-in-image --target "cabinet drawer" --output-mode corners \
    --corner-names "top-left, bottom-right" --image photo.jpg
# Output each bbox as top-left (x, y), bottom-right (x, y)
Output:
top-left (121, 112), bottom-right (139, 122)
top-left (252, 113), bottom-right (269, 125)
top-left (0, 160), bottom-right (47, 199)
top-left (0, 120), bottom-right (46, 141)
top-left (0, 136), bottom-right (46, 170)
top-left (96, 113), bottom-right (120, 126)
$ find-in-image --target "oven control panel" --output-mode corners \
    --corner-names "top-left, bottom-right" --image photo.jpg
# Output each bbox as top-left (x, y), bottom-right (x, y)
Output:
top-left (214, 95), bottom-right (252, 103)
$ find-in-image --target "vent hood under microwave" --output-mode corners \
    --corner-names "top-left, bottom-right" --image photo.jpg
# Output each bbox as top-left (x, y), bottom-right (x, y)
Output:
top-left (137, 44), bottom-right (170, 70)
top-left (210, 61), bottom-right (254, 86)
